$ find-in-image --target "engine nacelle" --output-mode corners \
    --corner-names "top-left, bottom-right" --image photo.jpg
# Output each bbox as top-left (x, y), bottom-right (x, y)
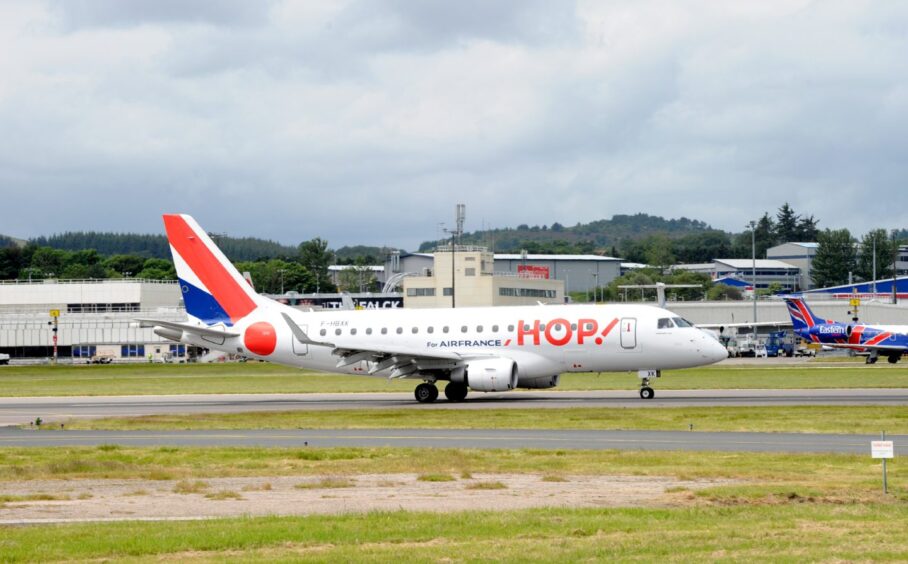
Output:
top-left (517, 374), bottom-right (561, 389)
top-left (465, 358), bottom-right (518, 392)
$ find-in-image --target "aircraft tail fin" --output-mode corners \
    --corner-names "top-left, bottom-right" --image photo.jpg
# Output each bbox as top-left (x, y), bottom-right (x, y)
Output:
top-left (163, 214), bottom-right (263, 326)
top-left (784, 296), bottom-right (824, 331)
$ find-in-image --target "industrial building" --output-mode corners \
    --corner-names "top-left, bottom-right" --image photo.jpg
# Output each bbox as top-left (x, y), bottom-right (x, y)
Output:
top-left (766, 242), bottom-right (817, 290)
top-left (673, 259), bottom-right (802, 292)
top-left (387, 249), bottom-right (623, 296)
top-left (0, 279), bottom-right (186, 362)
top-left (401, 245), bottom-right (564, 308)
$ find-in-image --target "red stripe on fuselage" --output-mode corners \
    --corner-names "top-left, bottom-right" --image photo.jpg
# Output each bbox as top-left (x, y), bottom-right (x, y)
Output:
top-left (163, 215), bottom-right (256, 324)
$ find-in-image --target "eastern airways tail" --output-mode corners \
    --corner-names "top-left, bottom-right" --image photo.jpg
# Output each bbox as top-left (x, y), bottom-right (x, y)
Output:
top-left (784, 296), bottom-right (825, 332)
top-left (163, 214), bottom-right (262, 326)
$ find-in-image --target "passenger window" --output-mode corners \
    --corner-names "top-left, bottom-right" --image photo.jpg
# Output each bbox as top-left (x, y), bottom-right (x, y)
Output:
top-left (443, 326), bottom-right (450, 333)
top-left (492, 325), bottom-right (499, 332)
top-left (508, 325), bottom-right (515, 332)
top-left (461, 326), bottom-right (468, 333)
top-left (427, 327), bottom-right (434, 334)
top-left (366, 328), bottom-right (372, 335)
top-left (381, 328), bottom-right (387, 335)
top-left (335, 328), bottom-right (342, 336)
top-left (351, 328), bottom-right (357, 335)
top-left (412, 327), bottom-right (418, 334)
top-left (658, 318), bottom-right (675, 329)
top-left (571, 323), bottom-right (577, 331)
top-left (320, 329), bottom-right (327, 336)
top-left (477, 325), bottom-right (483, 333)
top-left (396, 327), bottom-right (403, 334)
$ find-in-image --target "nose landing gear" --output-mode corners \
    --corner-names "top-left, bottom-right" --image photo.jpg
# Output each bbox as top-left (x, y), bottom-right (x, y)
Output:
top-left (637, 369), bottom-right (660, 400)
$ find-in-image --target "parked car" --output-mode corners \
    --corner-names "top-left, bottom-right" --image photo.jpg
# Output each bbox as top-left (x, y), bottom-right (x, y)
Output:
top-left (89, 353), bottom-right (114, 364)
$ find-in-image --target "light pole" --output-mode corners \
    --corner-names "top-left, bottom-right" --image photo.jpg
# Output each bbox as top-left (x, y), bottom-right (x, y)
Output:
top-left (278, 268), bottom-right (286, 295)
top-left (749, 220), bottom-right (757, 340)
top-left (592, 272), bottom-right (598, 303)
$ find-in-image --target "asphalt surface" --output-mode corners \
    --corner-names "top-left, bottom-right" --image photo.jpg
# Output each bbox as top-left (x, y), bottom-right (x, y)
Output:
top-left (1, 388), bottom-right (907, 427)
top-left (0, 427), bottom-right (902, 455)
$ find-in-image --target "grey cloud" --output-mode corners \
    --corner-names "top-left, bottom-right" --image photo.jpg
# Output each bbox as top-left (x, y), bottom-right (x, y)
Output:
top-left (51, 0), bottom-right (273, 30)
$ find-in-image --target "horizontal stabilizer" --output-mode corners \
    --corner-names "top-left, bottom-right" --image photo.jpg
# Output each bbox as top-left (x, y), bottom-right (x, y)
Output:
top-left (136, 318), bottom-right (240, 339)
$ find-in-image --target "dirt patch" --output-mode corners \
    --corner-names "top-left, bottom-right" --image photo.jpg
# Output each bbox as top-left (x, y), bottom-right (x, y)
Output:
top-left (0, 474), bottom-right (732, 523)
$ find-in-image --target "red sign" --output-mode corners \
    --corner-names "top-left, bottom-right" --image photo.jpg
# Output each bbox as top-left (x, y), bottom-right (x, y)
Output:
top-left (518, 265), bottom-right (550, 279)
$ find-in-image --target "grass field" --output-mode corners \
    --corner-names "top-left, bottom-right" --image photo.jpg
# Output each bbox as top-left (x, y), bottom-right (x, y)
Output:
top-left (2, 361), bottom-right (907, 396)
top-left (3, 504), bottom-right (908, 562)
top-left (62, 405), bottom-right (908, 434)
top-left (0, 446), bottom-right (906, 561)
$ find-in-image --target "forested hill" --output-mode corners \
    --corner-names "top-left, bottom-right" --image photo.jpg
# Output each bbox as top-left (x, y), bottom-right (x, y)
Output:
top-left (0, 235), bottom-right (22, 249)
top-left (31, 232), bottom-right (298, 261)
top-left (418, 213), bottom-right (719, 253)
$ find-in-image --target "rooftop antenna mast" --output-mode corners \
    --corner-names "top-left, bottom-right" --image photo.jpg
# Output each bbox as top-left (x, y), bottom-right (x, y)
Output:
top-left (444, 204), bottom-right (466, 308)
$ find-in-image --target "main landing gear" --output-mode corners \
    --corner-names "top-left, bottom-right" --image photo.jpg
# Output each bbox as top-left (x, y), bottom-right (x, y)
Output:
top-left (414, 383), bottom-right (439, 403)
top-left (444, 382), bottom-right (468, 402)
top-left (414, 382), bottom-right (469, 403)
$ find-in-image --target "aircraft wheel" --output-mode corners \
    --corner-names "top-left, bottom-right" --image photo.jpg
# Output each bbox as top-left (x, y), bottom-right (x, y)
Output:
top-left (867, 357), bottom-right (878, 365)
top-left (415, 383), bottom-right (438, 403)
top-left (444, 382), bottom-right (468, 402)
top-left (639, 386), bottom-right (655, 400)
top-left (888, 355), bottom-right (900, 364)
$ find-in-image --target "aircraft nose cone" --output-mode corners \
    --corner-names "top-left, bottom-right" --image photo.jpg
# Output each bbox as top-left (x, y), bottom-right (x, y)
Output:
top-left (705, 336), bottom-right (728, 363)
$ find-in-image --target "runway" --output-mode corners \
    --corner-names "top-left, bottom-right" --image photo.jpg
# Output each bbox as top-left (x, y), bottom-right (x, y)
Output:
top-left (0, 427), bottom-right (902, 455)
top-left (1, 388), bottom-right (907, 427)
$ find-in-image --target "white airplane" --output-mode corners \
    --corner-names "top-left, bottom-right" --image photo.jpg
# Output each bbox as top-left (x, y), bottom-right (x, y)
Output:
top-left (140, 214), bottom-right (728, 402)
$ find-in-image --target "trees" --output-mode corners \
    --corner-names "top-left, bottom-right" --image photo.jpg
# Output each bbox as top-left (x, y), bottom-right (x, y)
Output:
top-left (811, 229), bottom-right (856, 288)
top-left (298, 238), bottom-right (336, 293)
top-left (775, 203), bottom-right (800, 243)
top-left (856, 229), bottom-right (896, 282)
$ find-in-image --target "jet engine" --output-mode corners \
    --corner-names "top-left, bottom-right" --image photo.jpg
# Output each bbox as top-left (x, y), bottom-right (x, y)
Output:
top-left (517, 374), bottom-right (561, 389)
top-left (465, 358), bottom-right (518, 392)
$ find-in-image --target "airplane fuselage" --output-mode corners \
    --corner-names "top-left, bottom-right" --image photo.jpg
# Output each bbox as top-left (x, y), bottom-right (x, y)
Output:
top-left (180, 300), bottom-right (726, 384)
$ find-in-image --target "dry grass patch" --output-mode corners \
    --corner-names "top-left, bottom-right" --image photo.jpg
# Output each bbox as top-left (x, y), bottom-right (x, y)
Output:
top-left (241, 482), bottom-right (272, 492)
top-left (465, 481), bottom-right (507, 490)
top-left (541, 475), bottom-right (569, 483)
top-left (205, 490), bottom-right (244, 501)
top-left (172, 480), bottom-right (210, 494)
top-left (417, 473), bottom-right (455, 482)
top-left (123, 489), bottom-right (149, 497)
top-left (295, 477), bottom-right (355, 489)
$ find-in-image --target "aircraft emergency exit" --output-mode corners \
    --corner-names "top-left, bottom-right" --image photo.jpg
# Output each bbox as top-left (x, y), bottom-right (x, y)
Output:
top-left (139, 214), bottom-right (728, 402)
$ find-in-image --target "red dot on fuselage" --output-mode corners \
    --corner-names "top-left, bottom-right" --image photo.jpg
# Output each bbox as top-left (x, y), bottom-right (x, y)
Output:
top-left (595, 337), bottom-right (603, 345)
top-left (244, 321), bottom-right (277, 356)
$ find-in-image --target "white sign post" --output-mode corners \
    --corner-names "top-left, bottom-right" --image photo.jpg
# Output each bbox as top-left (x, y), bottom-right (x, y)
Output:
top-left (872, 432), bottom-right (894, 494)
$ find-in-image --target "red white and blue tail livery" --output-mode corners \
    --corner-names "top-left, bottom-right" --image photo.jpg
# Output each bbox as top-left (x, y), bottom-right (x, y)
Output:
top-left (140, 214), bottom-right (728, 401)
top-left (783, 296), bottom-right (908, 364)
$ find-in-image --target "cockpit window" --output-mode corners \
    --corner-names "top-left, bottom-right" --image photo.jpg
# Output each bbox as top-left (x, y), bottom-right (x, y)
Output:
top-left (657, 318), bottom-right (675, 329)
top-left (672, 317), bottom-right (693, 328)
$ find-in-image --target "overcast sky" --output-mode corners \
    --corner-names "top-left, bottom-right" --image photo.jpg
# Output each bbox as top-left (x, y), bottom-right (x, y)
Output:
top-left (1, 0), bottom-right (906, 250)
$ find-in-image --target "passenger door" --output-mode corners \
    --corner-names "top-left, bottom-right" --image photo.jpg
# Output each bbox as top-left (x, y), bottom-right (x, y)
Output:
top-left (620, 317), bottom-right (637, 350)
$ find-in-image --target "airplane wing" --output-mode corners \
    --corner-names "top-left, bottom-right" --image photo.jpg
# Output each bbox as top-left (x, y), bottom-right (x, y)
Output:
top-left (697, 321), bottom-right (792, 330)
top-left (280, 313), bottom-right (493, 378)
top-left (821, 343), bottom-right (906, 352)
top-left (136, 318), bottom-right (240, 339)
